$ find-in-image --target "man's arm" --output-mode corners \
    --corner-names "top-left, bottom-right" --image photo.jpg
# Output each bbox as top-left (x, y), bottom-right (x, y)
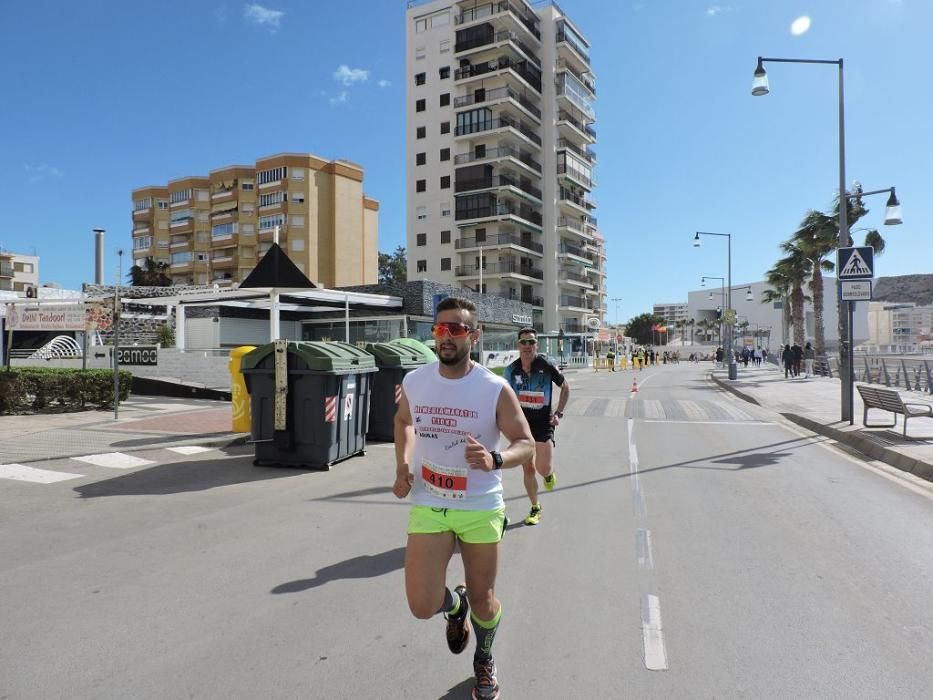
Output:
top-left (392, 387), bottom-right (416, 498)
top-left (493, 386), bottom-right (535, 469)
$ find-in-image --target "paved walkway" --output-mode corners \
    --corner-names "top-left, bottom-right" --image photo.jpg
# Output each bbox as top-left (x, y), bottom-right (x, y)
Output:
top-left (0, 396), bottom-right (245, 464)
top-left (710, 362), bottom-right (933, 481)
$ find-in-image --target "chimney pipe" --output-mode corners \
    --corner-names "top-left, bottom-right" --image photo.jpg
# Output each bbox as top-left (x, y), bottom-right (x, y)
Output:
top-left (93, 229), bottom-right (105, 284)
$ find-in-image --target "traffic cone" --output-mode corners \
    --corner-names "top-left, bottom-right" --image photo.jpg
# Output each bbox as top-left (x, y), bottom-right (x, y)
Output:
top-left (631, 378), bottom-right (638, 393)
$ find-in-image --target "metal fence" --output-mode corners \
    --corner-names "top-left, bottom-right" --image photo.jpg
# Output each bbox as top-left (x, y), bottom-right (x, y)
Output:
top-left (808, 354), bottom-right (933, 394)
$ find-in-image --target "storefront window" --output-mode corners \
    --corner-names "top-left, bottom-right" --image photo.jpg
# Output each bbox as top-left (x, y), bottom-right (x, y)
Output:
top-left (302, 318), bottom-right (405, 344)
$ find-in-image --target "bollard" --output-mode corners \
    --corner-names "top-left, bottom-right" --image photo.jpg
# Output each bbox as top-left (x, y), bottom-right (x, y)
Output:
top-left (229, 345), bottom-right (257, 432)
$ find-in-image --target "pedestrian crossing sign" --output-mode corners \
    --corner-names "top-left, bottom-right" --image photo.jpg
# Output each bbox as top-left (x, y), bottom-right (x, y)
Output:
top-left (837, 246), bottom-right (874, 280)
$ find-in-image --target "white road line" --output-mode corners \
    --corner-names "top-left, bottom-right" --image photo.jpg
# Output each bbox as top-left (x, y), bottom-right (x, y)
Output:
top-left (640, 419), bottom-right (774, 426)
top-left (627, 419), bottom-right (638, 474)
top-left (636, 528), bottom-right (654, 570)
top-left (641, 594), bottom-right (669, 670)
top-left (632, 480), bottom-right (648, 517)
top-left (71, 452), bottom-right (156, 469)
top-left (677, 399), bottom-right (707, 421)
top-left (0, 464), bottom-right (85, 484)
top-left (166, 446), bottom-right (215, 455)
top-left (642, 400), bottom-right (664, 419)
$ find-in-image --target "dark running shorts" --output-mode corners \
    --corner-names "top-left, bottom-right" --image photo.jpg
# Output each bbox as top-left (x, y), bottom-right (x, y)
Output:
top-left (529, 423), bottom-right (554, 443)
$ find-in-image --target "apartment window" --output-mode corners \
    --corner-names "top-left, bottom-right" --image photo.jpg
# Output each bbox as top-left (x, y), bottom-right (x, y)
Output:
top-left (415, 46), bottom-right (426, 60)
top-left (416, 126), bottom-right (426, 139)
top-left (440, 121), bottom-right (450, 134)
top-left (257, 166), bottom-right (286, 184)
top-left (196, 231), bottom-right (210, 244)
top-left (259, 214), bottom-right (285, 230)
top-left (170, 208), bottom-right (192, 223)
top-left (416, 206), bottom-right (427, 220)
top-left (416, 233), bottom-right (427, 246)
top-left (415, 72), bottom-right (426, 86)
top-left (416, 99), bottom-right (426, 112)
top-left (259, 243), bottom-right (272, 256)
top-left (440, 40), bottom-right (450, 54)
top-left (133, 236), bottom-right (152, 250)
top-left (197, 212), bottom-right (209, 223)
top-left (416, 179), bottom-right (426, 193)
top-left (431, 10), bottom-right (449, 28)
top-left (242, 203), bottom-right (255, 214)
top-left (440, 257), bottom-right (451, 271)
top-left (415, 18), bottom-right (427, 33)
top-left (439, 66), bottom-right (450, 79)
top-left (440, 93), bottom-right (450, 107)
top-left (196, 189), bottom-right (210, 201)
top-left (134, 197), bottom-right (152, 211)
top-left (291, 239), bottom-right (305, 252)
top-left (475, 227), bottom-right (486, 243)
top-left (170, 189), bottom-right (191, 204)
top-left (259, 191), bottom-right (285, 207)
top-left (212, 222), bottom-right (236, 238)
top-left (440, 202), bottom-right (451, 217)
top-left (440, 148), bottom-right (450, 162)
top-left (289, 215), bottom-right (305, 228)
top-left (416, 152), bottom-right (426, 166)
top-left (241, 224), bottom-right (255, 234)
top-left (171, 251), bottom-right (192, 265)
top-left (158, 221), bottom-right (169, 230)
top-left (417, 260), bottom-right (427, 273)
top-left (290, 167), bottom-right (305, 181)
top-left (440, 230), bottom-right (451, 244)
top-left (291, 192), bottom-right (305, 203)
top-left (157, 199), bottom-right (168, 210)
top-left (241, 182), bottom-right (254, 191)
top-left (440, 176), bottom-right (450, 189)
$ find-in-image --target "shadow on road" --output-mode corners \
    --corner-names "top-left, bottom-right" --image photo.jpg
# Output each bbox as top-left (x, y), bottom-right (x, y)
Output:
top-left (74, 452), bottom-right (309, 498)
top-left (271, 546), bottom-right (406, 594)
top-left (438, 677), bottom-right (475, 699)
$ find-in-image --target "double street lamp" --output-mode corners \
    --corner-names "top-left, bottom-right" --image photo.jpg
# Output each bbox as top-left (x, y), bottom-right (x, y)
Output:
top-left (693, 231), bottom-right (746, 379)
top-left (702, 276), bottom-right (725, 347)
top-left (752, 56), bottom-right (902, 423)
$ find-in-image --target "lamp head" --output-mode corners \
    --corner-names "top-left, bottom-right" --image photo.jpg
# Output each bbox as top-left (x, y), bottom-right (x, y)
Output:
top-left (693, 233), bottom-right (701, 248)
top-left (752, 58), bottom-right (770, 96)
top-left (883, 188), bottom-right (902, 225)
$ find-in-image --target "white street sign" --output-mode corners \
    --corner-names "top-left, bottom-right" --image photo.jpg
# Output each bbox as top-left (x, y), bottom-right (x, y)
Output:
top-left (841, 280), bottom-right (872, 301)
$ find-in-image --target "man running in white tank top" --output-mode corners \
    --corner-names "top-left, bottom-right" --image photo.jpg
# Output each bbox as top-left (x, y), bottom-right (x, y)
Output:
top-left (394, 296), bottom-right (534, 700)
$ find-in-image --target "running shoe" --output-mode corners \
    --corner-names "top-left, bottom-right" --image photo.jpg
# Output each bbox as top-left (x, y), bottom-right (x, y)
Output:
top-left (524, 503), bottom-right (542, 526)
top-left (543, 472), bottom-right (557, 491)
top-left (472, 655), bottom-right (500, 700)
top-left (445, 584), bottom-right (470, 654)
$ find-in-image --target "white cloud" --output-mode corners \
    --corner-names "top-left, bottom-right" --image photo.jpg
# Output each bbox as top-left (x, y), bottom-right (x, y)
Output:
top-left (329, 91), bottom-right (348, 106)
top-left (706, 5), bottom-right (730, 15)
top-left (378, 79), bottom-right (391, 88)
top-left (24, 164), bottom-right (64, 183)
top-left (243, 4), bottom-right (283, 31)
top-left (333, 65), bottom-right (369, 86)
top-left (790, 16), bottom-right (811, 36)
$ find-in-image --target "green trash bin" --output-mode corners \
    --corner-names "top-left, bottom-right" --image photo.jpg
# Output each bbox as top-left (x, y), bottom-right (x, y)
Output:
top-left (390, 337), bottom-right (438, 364)
top-left (241, 341), bottom-right (377, 470)
top-left (364, 342), bottom-right (432, 441)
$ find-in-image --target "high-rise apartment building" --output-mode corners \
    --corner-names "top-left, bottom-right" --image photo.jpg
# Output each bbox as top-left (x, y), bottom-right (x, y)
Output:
top-left (0, 250), bottom-right (39, 292)
top-left (653, 303), bottom-right (689, 325)
top-left (132, 153), bottom-right (380, 288)
top-left (406, 0), bottom-right (606, 334)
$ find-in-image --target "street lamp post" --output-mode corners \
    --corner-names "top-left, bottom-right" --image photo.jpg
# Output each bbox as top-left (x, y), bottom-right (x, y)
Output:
top-left (751, 55), bottom-right (853, 420)
top-left (113, 248), bottom-right (123, 420)
top-left (702, 276), bottom-right (725, 349)
top-left (611, 297), bottom-right (622, 354)
top-left (693, 231), bottom-right (737, 379)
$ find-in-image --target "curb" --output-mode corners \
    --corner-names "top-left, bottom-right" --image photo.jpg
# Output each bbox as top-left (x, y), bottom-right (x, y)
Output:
top-left (709, 372), bottom-right (933, 483)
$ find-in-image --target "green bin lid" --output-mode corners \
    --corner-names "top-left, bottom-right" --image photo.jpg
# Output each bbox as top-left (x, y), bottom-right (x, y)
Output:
top-left (365, 342), bottom-right (428, 368)
top-left (241, 341), bottom-right (376, 373)
top-left (389, 338), bottom-right (438, 364)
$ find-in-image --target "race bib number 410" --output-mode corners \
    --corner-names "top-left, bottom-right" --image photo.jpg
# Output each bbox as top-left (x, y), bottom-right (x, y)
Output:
top-left (421, 459), bottom-right (468, 500)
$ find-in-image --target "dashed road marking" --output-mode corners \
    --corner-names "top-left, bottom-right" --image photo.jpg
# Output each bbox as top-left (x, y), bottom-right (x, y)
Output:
top-left (71, 452), bottom-right (156, 469)
top-left (166, 446), bottom-right (216, 455)
top-left (0, 464), bottom-right (85, 484)
top-left (641, 594), bottom-right (669, 670)
top-left (636, 528), bottom-right (654, 570)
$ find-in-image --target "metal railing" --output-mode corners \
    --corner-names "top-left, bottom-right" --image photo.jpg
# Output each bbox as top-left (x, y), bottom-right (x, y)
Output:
top-left (455, 202), bottom-right (542, 226)
top-left (455, 262), bottom-right (543, 279)
top-left (454, 115), bottom-right (542, 145)
top-left (455, 174), bottom-right (542, 199)
top-left (557, 111), bottom-right (596, 139)
top-left (557, 138), bottom-right (596, 163)
top-left (559, 189), bottom-right (596, 210)
top-left (860, 356), bottom-right (933, 394)
top-left (557, 164), bottom-right (595, 189)
top-left (455, 30), bottom-right (541, 69)
top-left (556, 27), bottom-right (591, 64)
top-left (455, 233), bottom-right (543, 253)
top-left (454, 85), bottom-right (541, 119)
top-left (454, 56), bottom-right (542, 92)
top-left (454, 1), bottom-right (541, 41)
top-left (454, 146), bottom-right (541, 173)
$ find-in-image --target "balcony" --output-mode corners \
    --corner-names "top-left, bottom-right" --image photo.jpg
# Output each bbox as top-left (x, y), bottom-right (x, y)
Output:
top-left (455, 114), bottom-right (541, 146)
top-left (211, 254), bottom-right (237, 270)
top-left (0, 263), bottom-right (14, 278)
top-left (557, 110), bottom-right (596, 144)
top-left (559, 269), bottom-right (594, 288)
top-left (455, 28), bottom-right (540, 68)
top-left (557, 138), bottom-right (596, 164)
top-left (557, 73), bottom-right (595, 120)
top-left (488, 291), bottom-right (544, 307)
top-left (454, 1), bottom-right (541, 42)
top-left (454, 55), bottom-right (541, 93)
top-left (211, 188), bottom-right (235, 200)
top-left (556, 23), bottom-right (591, 68)
top-left (454, 85), bottom-right (540, 121)
top-left (454, 145), bottom-right (541, 174)
top-left (557, 59), bottom-right (595, 96)
top-left (455, 261), bottom-right (544, 280)
top-left (455, 174), bottom-right (542, 202)
top-left (559, 294), bottom-right (590, 311)
top-left (455, 232), bottom-right (543, 254)
top-left (559, 189), bottom-right (596, 215)
top-left (557, 163), bottom-right (595, 190)
top-left (170, 216), bottom-right (193, 230)
top-left (558, 241), bottom-right (591, 262)
top-left (455, 200), bottom-right (542, 229)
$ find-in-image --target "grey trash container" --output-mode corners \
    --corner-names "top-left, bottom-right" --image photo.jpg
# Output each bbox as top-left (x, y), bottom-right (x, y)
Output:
top-left (241, 341), bottom-right (377, 469)
top-left (364, 342), bottom-right (431, 441)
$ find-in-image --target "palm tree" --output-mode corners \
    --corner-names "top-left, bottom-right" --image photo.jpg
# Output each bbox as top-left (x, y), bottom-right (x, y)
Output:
top-left (128, 257), bottom-right (172, 286)
top-left (762, 262), bottom-right (793, 346)
top-left (787, 210), bottom-right (836, 354)
top-left (695, 318), bottom-right (710, 343)
top-left (687, 318), bottom-right (696, 345)
top-left (675, 319), bottom-right (686, 346)
top-left (776, 250), bottom-right (811, 347)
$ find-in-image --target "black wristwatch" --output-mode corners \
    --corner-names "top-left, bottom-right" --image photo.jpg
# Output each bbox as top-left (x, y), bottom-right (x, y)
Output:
top-left (490, 451), bottom-right (503, 470)
top-left (555, 411), bottom-right (564, 418)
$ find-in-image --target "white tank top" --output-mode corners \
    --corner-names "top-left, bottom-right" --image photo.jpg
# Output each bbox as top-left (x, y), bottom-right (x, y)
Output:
top-left (403, 362), bottom-right (508, 511)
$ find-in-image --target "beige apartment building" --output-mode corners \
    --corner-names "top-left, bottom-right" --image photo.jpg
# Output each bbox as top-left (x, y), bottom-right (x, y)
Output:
top-left (132, 153), bottom-right (379, 288)
top-left (0, 250), bottom-right (40, 292)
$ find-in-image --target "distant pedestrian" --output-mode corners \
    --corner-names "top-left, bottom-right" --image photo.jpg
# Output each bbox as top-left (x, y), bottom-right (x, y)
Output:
top-left (792, 344), bottom-right (803, 377)
top-left (753, 346), bottom-right (763, 368)
top-left (804, 342), bottom-right (815, 378)
top-left (782, 344), bottom-right (794, 379)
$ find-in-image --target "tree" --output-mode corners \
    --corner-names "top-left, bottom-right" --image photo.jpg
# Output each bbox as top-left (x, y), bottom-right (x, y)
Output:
top-left (624, 313), bottom-right (665, 345)
top-left (128, 256), bottom-right (172, 286)
top-left (775, 251), bottom-right (810, 347)
top-left (378, 245), bottom-right (407, 286)
top-left (762, 264), bottom-right (792, 346)
top-left (787, 210), bottom-right (836, 354)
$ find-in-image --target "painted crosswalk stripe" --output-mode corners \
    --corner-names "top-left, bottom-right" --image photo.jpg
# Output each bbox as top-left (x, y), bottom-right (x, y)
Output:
top-left (642, 400), bottom-right (664, 419)
top-left (0, 464), bottom-right (85, 484)
top-left (72, 453), bottom-right (155, 469)
top-left (641, 594), bottom-right (669, 670)
top-left (166, 446), bottom-right (215, 455)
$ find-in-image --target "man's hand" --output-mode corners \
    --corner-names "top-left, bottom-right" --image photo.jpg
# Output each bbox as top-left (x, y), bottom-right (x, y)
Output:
top-left (550, 413), bottom-right (561, 428)
top-left (393, 469), bottom-right (414, 499)
top-left (464, 434), bottom-right (493, 471)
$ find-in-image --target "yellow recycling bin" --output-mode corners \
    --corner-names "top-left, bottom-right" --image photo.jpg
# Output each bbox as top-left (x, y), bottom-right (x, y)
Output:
top-left (229, 346), bottom-right (257, 432)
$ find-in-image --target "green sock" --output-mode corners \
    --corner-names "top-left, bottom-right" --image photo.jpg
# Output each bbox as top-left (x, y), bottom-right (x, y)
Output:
top-left (438, 587), bottom-right (461, 617)
top-left (471, 606), bottom-right (502, 660)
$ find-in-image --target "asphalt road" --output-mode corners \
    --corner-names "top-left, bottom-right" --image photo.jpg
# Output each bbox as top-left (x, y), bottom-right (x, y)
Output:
top-left (2, 363), bottom-right (932, 699)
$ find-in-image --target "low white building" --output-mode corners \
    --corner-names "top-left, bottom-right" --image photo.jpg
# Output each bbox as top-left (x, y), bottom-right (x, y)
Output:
top-left (867, 301), bottom-right (933, 352)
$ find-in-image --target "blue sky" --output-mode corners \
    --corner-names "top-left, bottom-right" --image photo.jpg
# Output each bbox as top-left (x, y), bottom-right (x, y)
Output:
top-left (0, 0), bottom-right (927, 324)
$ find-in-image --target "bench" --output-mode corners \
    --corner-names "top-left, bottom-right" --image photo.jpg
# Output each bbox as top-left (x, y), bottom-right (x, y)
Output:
top-left (856, 384), bottom-right (933, 439)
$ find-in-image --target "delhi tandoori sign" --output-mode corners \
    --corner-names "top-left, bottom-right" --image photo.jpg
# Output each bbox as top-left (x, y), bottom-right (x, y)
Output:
top-left (7, 304), bottom-right (88, 331)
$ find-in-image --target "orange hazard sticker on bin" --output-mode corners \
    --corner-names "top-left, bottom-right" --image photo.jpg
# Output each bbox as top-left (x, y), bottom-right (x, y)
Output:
top-left (324, 396), bottom-right (337, 422)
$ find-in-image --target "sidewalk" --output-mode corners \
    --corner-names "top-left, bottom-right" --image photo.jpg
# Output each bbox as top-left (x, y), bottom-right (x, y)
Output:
top-left (710, 363), bottom-right (933, 482)
top-left (0, 396), bottom-right (247, 464)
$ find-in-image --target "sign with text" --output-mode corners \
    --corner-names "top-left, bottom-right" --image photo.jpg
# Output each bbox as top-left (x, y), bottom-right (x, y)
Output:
top-left (841, 280), bottom-right (872, 301)
top-left (114, 346), bottom-right (159, 366)
top-left (7, 304), bottom-right (86, 331)
top-left (837, 246), bottom-right (874, 280)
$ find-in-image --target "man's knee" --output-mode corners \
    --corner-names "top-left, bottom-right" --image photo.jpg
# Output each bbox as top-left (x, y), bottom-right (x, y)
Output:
top-left (408, 594), bottom-right (443, 620)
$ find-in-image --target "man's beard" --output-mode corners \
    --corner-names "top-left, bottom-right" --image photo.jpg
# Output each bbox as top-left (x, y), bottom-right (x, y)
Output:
top-left (438, 342), bottom-right (470, 366)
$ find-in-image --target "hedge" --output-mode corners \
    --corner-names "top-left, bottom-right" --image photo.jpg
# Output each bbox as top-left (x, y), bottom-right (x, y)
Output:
top-left (0, 368), bottom-right (132, 414)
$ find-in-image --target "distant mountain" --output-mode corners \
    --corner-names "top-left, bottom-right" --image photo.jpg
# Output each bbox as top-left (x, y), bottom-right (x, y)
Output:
top-left (872, 274), bottom-right (933, 306)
